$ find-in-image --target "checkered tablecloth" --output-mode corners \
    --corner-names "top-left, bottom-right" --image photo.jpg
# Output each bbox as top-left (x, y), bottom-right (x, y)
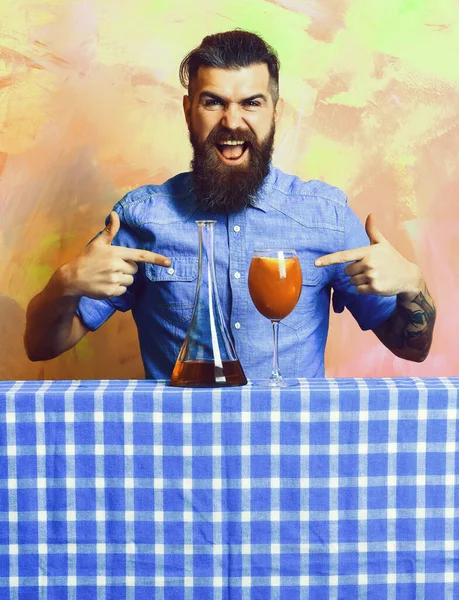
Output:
top-left (1, 378), bottom-right (458, 599)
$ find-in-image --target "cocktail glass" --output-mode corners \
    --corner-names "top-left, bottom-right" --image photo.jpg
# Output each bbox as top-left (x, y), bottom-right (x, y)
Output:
top-left (248, 250), bottom-right (302, 387)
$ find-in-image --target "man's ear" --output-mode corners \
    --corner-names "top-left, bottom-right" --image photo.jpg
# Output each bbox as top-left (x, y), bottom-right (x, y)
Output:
top-left (183, 95), bottom-right (191, 129)
top-left (274, 97), bottom-right (284, 124)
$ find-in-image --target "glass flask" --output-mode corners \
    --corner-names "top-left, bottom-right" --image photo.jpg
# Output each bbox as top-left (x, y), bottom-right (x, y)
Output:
top-left (169, 220), bottom-right (247, 387)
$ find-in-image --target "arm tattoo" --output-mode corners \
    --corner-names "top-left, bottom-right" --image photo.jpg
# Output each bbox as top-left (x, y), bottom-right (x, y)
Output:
top-left (375, 287), bottom-right (436, 362)
top-left (412, 291), bottom-right (436, 322)
top-left (394, 290), bottom-right (436, 360)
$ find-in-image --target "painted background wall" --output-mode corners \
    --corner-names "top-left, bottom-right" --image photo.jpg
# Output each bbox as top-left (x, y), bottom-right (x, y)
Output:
top-left (1, 0), bottom-right (458, 380)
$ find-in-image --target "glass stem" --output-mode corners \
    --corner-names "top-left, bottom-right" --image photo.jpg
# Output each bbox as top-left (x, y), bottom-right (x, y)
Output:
top-left (270, 320), bottom-right (283, 382)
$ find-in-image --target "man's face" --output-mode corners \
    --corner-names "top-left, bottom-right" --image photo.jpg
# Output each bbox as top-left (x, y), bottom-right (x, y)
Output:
top-left (183, 64), bottom-right (283, 212)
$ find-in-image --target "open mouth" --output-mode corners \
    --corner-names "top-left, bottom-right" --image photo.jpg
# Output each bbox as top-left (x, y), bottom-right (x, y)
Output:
top-left (215, 141), bottom-right (249, 165)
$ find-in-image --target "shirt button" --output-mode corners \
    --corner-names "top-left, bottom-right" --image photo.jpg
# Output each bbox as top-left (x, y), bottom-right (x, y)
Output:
top-left (234, 272), bottom-right (241, 279)
top-left (233, 225), bottom-right (241, 232)
top-left (234, 322), bottom-right (241, 330)
top-left (167, 267), bottom-right (175, 275)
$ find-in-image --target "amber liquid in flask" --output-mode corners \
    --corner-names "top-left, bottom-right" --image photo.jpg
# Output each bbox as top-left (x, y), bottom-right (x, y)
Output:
top-left (169, 220), bottom-right (247, 388)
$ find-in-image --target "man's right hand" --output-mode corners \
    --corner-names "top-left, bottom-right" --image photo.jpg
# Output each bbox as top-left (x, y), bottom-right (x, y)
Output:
top-left (60, 211), bottom-right (172, 300)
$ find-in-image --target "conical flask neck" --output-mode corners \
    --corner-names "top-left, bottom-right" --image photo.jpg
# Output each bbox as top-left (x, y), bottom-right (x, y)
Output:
top-left (198, 220), bottom-right (218, 306)
top-left (198, 221), bottom-right (221, 364)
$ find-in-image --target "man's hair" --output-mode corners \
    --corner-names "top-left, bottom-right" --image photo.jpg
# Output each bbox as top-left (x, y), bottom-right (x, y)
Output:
top-left (179, 30), bottom-right (280, 104)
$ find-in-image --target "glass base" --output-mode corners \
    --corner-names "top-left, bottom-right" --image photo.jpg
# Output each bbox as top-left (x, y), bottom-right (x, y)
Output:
top-left (250, 378), bottom-right (299, 388)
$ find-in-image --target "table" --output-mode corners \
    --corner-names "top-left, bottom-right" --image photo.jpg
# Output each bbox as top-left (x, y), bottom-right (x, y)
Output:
top-left (1, 378), bottom-right (458, 599)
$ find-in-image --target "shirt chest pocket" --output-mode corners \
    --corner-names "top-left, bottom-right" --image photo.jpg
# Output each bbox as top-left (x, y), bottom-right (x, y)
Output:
top-left (282, 258), bottom-right (322, 331)
top-left (145, 257), bottom-right (198, 326)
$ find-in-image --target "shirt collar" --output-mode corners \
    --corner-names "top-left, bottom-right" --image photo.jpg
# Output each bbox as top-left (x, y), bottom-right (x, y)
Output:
top-left (247, 163), bottom-right (277, 213)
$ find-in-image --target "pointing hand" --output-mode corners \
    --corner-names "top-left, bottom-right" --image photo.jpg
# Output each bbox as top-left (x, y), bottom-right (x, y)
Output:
top-left (314, 213), bottom-right (421, 298)
top-left (61, 212), bottom-right (172, 299)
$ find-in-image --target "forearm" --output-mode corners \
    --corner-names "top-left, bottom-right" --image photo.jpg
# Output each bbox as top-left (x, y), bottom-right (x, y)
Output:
top-left (24, 266), bottom-right (88, 361)
top-left (373, 278), bottom-right (436, 362)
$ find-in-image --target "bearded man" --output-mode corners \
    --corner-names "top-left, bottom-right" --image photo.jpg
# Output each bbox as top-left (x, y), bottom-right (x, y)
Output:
top-left (24, 30), bottom-right (436, 378)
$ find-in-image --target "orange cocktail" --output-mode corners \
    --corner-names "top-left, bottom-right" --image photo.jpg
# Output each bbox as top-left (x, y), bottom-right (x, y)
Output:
top-left (248, 250), bottom-right (302, 387)
top-left (248, 254), bottom-right (302, 320)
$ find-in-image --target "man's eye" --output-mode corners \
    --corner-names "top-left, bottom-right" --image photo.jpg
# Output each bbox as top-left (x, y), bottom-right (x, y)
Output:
top-left (244, 101), bottom-right (261, 108)
top-left (204, 100), bottom-right (222, 107)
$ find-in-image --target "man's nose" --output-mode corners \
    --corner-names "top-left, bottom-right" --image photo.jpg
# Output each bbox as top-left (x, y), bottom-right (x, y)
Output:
top-left (221, 103), bottom-right (243, 130)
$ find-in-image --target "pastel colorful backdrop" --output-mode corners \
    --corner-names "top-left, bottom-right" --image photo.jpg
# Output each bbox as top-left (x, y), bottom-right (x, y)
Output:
top-left (1, 0), bottom-right (457, 380)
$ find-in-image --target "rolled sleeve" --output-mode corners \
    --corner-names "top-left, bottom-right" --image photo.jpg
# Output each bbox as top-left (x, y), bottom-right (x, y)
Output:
top-left (333, 290), bottom-right (396, 330)
top-left (76, 297), bottom-right (116, 331)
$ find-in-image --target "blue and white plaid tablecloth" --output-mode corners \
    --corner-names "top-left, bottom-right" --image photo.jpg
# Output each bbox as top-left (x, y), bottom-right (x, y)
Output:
top-left (1, 377), bottom-right (458, 599)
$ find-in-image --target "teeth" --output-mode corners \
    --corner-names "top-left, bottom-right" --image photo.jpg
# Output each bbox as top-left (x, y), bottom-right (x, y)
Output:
top-left (219, 141), bottom-right (245, 146)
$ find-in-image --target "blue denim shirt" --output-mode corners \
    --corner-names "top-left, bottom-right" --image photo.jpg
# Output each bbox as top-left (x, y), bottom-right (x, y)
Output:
top-left (77, 166), bottom-right (396, 379)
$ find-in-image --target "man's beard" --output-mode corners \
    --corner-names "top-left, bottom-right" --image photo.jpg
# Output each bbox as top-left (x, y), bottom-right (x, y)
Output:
top-left (189, 121), bottom-right (275, 213)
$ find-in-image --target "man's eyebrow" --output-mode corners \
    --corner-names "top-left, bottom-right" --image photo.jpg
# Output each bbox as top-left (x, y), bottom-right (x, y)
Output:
top-left (241, 93), bottom-right (268, 103)
top-left (199, 92), bottom-right (227, 103)
top-left (199, 92), bottom-right (268, 103)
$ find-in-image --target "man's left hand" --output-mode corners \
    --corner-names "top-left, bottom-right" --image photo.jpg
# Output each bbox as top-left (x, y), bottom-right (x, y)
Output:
top-left (314, 213), bottom-right (422, 299)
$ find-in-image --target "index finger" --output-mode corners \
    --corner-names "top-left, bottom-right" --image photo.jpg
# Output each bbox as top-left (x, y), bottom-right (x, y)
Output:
top-left (115, 246), bottom-right (172, 267)
top-left (315, 246), bottom-right (368, 267)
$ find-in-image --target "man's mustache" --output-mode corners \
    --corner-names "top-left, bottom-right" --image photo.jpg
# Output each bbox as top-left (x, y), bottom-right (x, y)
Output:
top-left (205, 126), bottom-right (257, 147)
